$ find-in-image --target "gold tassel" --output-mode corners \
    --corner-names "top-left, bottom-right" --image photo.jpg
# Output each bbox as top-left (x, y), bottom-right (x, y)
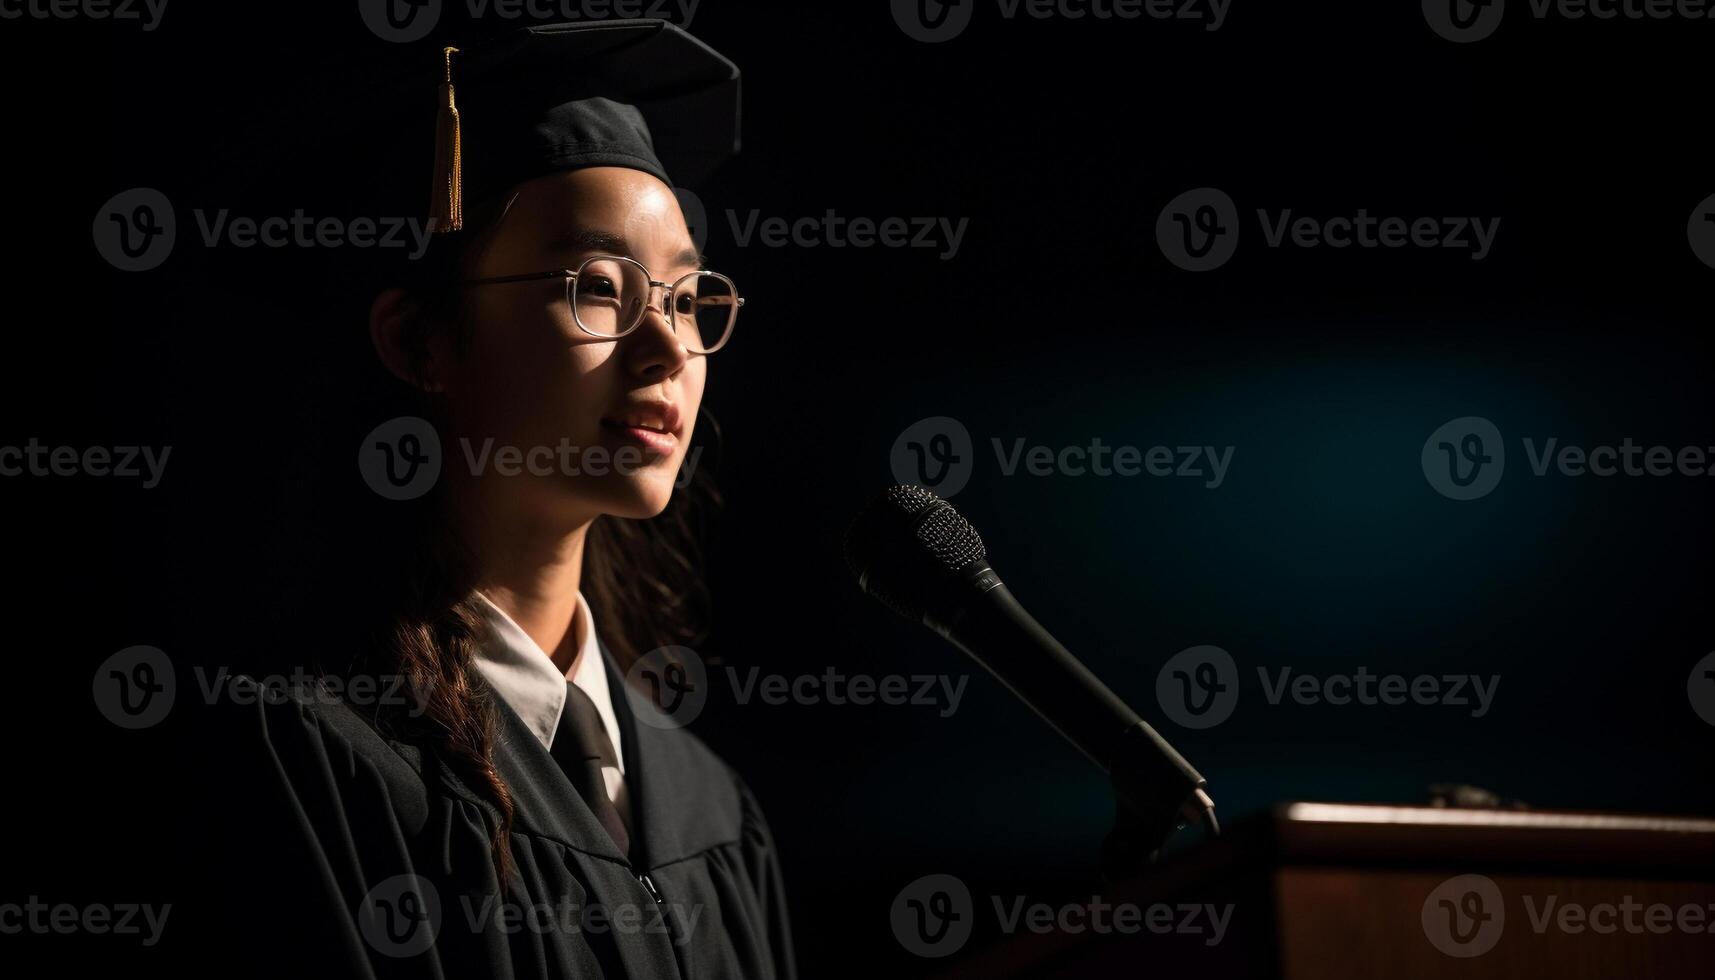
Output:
top-left (429, 46), bottom-right (463, 233)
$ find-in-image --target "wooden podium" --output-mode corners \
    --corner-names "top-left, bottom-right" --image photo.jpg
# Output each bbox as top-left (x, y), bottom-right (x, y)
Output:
top-left (938, 803), bottom-right (1715, 978)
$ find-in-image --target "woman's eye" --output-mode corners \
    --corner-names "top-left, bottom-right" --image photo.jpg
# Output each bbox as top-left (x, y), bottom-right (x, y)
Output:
top-left (674, 293), bottom-right (696, 315)
top-left (584, 276), bottom-right (620, 298)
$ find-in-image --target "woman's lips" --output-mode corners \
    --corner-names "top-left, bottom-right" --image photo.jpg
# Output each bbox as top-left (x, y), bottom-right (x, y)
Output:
top-left (600, 418), bottom-right (678, 455)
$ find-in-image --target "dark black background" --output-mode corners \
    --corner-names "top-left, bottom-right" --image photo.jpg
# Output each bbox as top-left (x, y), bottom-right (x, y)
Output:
top-left (5, 0), bottom-right (1711, 975)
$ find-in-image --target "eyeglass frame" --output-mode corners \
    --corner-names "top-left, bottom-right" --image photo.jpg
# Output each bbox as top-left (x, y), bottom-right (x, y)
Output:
top-left (460, 254), bottom-right (745, 354)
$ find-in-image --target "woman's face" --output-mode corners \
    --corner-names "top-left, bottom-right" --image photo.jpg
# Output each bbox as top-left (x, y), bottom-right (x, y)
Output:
top-left (435, 166), bottom-right (707, 523)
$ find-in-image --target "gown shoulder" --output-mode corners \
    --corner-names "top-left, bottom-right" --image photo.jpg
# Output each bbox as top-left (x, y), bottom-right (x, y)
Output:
top-left (195, 673), bottom-right (796, 979)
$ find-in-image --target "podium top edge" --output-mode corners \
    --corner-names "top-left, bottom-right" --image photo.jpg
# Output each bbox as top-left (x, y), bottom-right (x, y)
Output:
top-left (1279, 802), bottom-right (1715, 836)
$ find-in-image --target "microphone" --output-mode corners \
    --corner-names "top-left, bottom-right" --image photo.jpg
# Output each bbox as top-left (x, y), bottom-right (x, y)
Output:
top-left (844, 485), bottom-right (1216, 866)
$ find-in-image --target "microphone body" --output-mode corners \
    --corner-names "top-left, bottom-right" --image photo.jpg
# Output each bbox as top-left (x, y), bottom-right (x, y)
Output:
top-left (846, 486), bottom-right (1214, 870)
top-left (934, 573), bottom-right (1139, 768)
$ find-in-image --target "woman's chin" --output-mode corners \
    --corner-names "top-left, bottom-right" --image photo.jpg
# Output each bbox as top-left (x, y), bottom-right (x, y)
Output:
top-left (587, 474), bottom-right (679, 520)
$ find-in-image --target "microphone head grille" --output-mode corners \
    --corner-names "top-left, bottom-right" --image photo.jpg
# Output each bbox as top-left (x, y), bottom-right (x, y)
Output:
top-left (916, 504), bottom-right (986, 572)
top-left (844, 485), bottom-right (988, 624)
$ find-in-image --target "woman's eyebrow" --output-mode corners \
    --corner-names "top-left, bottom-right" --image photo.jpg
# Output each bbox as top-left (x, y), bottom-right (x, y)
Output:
top-left (546, 229), bottom-right (706, 271)
top-left (546, 229), bottom-right (630, 255)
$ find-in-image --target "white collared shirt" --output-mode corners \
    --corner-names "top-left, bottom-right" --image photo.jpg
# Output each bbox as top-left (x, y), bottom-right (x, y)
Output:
top-left (470, 590), bottom-right (630, 819)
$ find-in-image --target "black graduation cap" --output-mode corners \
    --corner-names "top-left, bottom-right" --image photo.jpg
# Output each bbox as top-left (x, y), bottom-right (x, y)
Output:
top-left (182, 18), bottom-right (739, 303)
top-left (426, 19), bottom-right (741, 233)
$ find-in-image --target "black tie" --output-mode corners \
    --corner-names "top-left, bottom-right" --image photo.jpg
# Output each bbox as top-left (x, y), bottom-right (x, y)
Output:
top-left (549, 681), bottom-right (631, 858)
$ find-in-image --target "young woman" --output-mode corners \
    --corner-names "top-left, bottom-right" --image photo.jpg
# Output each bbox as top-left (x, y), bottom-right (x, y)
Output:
top-left (219, 21), bottom-right (795, 979)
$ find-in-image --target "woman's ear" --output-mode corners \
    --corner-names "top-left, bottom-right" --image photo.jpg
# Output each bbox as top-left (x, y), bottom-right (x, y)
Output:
top-left (369, 288), bottom-right (446, 391)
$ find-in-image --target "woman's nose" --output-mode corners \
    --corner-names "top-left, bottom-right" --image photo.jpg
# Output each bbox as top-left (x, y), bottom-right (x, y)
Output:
top-left (622, 295), bottom-right (690, 381)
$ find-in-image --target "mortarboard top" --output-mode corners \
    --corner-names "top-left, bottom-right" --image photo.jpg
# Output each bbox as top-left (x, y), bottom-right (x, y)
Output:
top-left (426, 19), bottom-right (741, 232)
top-left (425, 20), bottom-right (740, 235)
top-left (204, 19), bottom-right (739, 238)
top-left (180, 19), bottom-right (740, 310)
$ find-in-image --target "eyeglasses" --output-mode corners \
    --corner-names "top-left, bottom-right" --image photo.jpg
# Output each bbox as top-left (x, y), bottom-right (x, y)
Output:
top-left (462, 254), bottom-right (744, 355)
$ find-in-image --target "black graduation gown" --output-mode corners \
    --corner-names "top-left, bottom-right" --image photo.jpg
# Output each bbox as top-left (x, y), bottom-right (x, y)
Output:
top-left (211, 647), bottom-right (795, 979)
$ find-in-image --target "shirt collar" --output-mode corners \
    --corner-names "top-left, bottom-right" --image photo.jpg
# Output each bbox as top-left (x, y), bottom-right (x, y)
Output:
top-left (469, 589), bottom-right (624, 772)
